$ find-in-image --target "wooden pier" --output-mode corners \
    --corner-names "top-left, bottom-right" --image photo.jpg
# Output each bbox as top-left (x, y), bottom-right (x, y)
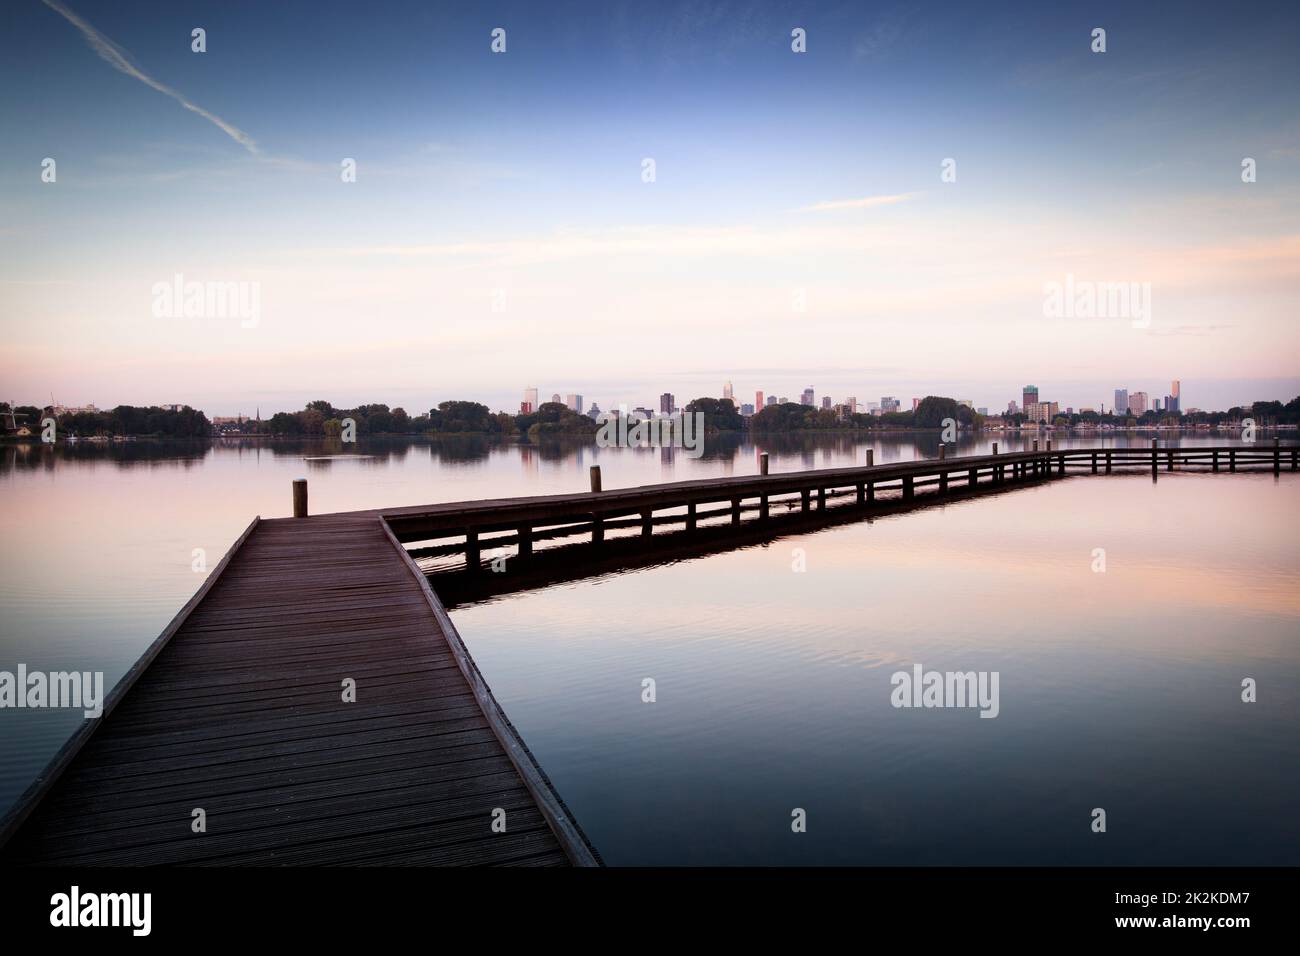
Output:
top-left (0, 441), bottom-right (1292, 865)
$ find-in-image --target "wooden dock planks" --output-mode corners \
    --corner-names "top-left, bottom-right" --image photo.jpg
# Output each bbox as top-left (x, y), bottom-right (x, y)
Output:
top-left (0, 513), bottom-right (595, 866)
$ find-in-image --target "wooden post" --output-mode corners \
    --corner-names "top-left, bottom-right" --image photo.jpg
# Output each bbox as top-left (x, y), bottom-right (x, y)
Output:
top-left (856, 482), bottom-right (864, 505)
top-left (801, 489), bottom-right (810, 512)
top-left (867, 481), bottom-right (875, 503)
top-left (1151, 439), bottom-right (1157, 469)
top-left (731, 496), bottom-right (741, 525)
top-left (589, 467), bottom-right (604, 542)
top-left (968, 467), bottom-right (977, 487)
top-left (1106, 451), bottom-right (1112, 474)
top-left (1046, 438), bottom-right (1052, 452)
top-left (1212, 450), bottom-right (1219, 472)
top-left (866, 449), bottom-right (874, 467)
top-left (641, 509), bottom-right (653, 537)
top-left (902, 475), bottom-right (914, 499)
top-left (589, 466), bottom-right (602, 493)
top-left (1275, 437), bottom-right (1281, 474)
top-left (1091, 452), bottom-right (1097, 474)
top-left (1230, 450), bottom-right (1236, 472)
top-left (465, 529), bottom-right (480, 569)
top-left (518, 524), bottom-right (532, 557)
top-left (687, 501), bottom-right (697, 530)
top-left (1292, 448), bottom-right (1297, 472)
top-left (1166, 448), bottom-right (1173, 472)
top-left (939, 470), bottom-right (948, 492)
top-left (992, 442), bottom-right (998, 455)
top-left (292, 478), bottom-right (308, 518)
top-left (760, 453), bottom-right (769, 475)
top-left (939, 445), bottom-right (946, 460)
top-left (816, 487), bottom-right (825, 510)
top-left (1057, 454), bottom-right (1064, 476)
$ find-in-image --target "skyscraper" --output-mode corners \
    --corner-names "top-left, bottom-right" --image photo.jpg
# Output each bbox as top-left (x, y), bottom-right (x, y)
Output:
top-left (801, 388), bottom-right (815, 406)
top-left (755, 390), bottom-right (764, 412)
top-left (821, 396), bottom-right (832, 410)
top-left (659, 392), bottom-right (675, 414)
top-left (765, 395), bottom-right (777, 407)
top-left (565, 394), bottom-right (583, 414)
top-left (1023, 385), bottom-right (1038, 409)
top-left (1129, 391), bottom-right (1148, 416)
top-left (523, 386), bottom-right (538, 413)
top-left (1169, 380), bottom-right (1181, 413)
top-left (1114, 389), bottom-right (1129, 415)
top-left (723, 381), bottom-right (733, 402)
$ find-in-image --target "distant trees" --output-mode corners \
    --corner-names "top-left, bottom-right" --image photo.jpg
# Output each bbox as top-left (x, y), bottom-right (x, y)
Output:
top-left (684, 397), bottom-right (744, 431)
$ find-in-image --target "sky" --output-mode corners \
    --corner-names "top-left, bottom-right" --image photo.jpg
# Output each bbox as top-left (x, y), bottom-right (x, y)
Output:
top-left (1, 0), bottom-right (1298, 416)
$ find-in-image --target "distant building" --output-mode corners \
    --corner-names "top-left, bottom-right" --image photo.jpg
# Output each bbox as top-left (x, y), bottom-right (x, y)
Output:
top-left (766, 395), bottom-right (778, 407)
top-left (844, 396), bottom-right (857, 414)
top-left (1025, 401), bottom-right (1060, 423)
top-left (821, 396), bottom-right (832, 410)
top-left (550, 393), bottom-right (561, 405)
top-left (1114, 388), bottom-right (1129, 416)
top-left (565, 394), bottom-right (584, 414)
top-left (1023, 385), bottom-right (1039, 409)
top-left (1153, 398), bottom-right (1161, 413)
top-left (977, 407), bottom-right (988, 416)
top-left (1169, 380), bottom-right (1180, 413)
top-left (801, 388), bottom-right (815, 406)
top-left (722, 381), bottom-right (734, 402)
top-left (524, 387), bottom-right (538, 411)
top-left (1008, 400), bottom-right (1019, 414)
top-left (912, 398), bottom-right (921, 412)
top-left (586, 403), bottom-right (601, 420)
top-left (881, 396), bottom-right (900, 414)
top-left (740, 403), bottom-right (755, 416)
top-left (659, 392), bottom-right (675, 414)
top-left (779, 396), bottom-right (789, 405)
top-left (1129, 391), bottom-right (1148, 416)
top-left (754, 390), bottom-right (763, 412)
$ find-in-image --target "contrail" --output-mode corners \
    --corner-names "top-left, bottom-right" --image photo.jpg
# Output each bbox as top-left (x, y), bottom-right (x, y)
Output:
top-left (42, 0), bottom-right (260, 155)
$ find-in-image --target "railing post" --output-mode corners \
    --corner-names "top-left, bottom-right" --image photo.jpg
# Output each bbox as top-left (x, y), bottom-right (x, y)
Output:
top-left (1212, 450), bottom-right (1219, 472)
top-left (800, 489), bottom-right (810, 513)
top-left (866, 449), bottom-right (874, 467)
top-left (687, 501), bottom-right (697, 530)
top-left (902, 475), bottom-right (914, 499)
top-left (939, 445), bottom-right (946, 460)
top-left (1091, 452), bottom-right (1097, 474)
top-left (1230, 450), bottom-right (1236, 472)
top-left (1151, 438), bottom-right (1157, 469)
top-left (641, 509), bottom-right (653, 537)
top-left (968, 467), bottom-right (977, 487)
top-left (1275, 437), bottom-right (1281, 474)
top-left (589, 466), bottom-right (604, 542)
top-left (1106, 451), bottom-right (1112, 474)
top-left (518, 524), bottom-right (532, 557)
top-left (856, 481), bottom-right (865, 505)
top-left (731, 496), bottom-right (742, 524)
top-left (292, 478), bottom-right (308, 517)
top-left (465, 528), bottom-right (480, 569)
top-left (760, 452), bottom-right (769, 476)
top-left (759, 453), bottom-right (769, 517)
top-left (816, 487), bottom-right (825, 511)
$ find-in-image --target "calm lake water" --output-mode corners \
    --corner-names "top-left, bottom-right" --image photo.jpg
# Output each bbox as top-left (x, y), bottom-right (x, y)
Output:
top-left (2, 431), bottom-right (1297, 865)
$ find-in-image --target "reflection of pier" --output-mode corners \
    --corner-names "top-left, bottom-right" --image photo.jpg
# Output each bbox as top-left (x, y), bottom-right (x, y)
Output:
top-left (0, 442), bottom-right (1292, 866)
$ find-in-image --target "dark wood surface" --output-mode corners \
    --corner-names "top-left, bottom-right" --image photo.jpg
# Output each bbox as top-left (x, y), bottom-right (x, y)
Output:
top-left (1, 514), bottom-right (590, 866)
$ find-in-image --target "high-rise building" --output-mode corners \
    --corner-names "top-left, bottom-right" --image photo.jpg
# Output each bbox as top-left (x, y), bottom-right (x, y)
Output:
top-left (755, 390), bottom-right (764, 412)
top-left (740, 403), bottom-right (755, 415)
top-left (1114, 389), bottom-right (1129, 416)
top-left (524, 386), bottom-right (538, 412)
top-left (881, 396), bottom-right (900, 414)
top-left (1025, 401), bottom-right (1060, 423)
top-left (565, 394), bottom-right (584, 414)
top-left (821, 396), bottom-right (832, 410)
top-left (1008, 400), bottom-right (1019, 414)
top-left (1153, 398), bottom-right (1162, 413)
top-left (1168, 380), bottom-right (1181, 413)
top-left (1129, 391), bottom-right (1148, 416)
top-left (912, 398), bottom-right (921, 412)
top-left (1023, 385), bottom-right (1039, 409)
top-left (801, 388), bottom-right (815, 406)
top-left (723, 381), bottom-right (733, 402)
top-left (659, 392), bottom-right (675, 414)
top-left (844, 396), bottom-right (857, 414)
top-left (550, 393), bottom-right (561, 405)
top-left (766, 395), bottom-right (778, 407)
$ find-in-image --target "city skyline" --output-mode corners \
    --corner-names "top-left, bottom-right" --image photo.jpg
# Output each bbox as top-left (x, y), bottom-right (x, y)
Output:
top-left (3, 1), bottom-right (1298, 415)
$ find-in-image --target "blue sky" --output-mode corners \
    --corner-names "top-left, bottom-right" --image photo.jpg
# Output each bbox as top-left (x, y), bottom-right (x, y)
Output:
top-left (2, 0), bottom-right (1297, 415)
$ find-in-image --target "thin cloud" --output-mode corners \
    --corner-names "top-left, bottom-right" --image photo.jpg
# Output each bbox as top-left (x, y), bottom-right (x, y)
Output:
top-left (793, 192), bottom-right (920, 213)
top-left (42, 0), bottom-right (260, 155)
